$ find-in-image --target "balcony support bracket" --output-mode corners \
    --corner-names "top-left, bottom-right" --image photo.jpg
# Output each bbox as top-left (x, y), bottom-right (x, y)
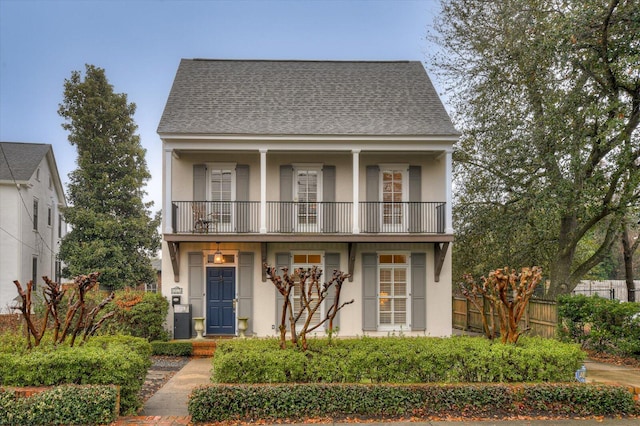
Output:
top-left (168, 242), bottom-right (180, 282)
top-left (261, 242), bottom-right (267, 282)
top-left (348, 242), bottom-right (356, 282)
top-left (434, 242), bottom-right (449, 283)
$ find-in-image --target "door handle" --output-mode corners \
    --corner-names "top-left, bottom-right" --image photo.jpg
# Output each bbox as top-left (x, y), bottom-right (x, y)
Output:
top-left (232, 298), bottom-right (237, 311)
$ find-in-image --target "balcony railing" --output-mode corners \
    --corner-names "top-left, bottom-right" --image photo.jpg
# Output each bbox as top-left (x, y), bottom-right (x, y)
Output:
top-left (171, 201), bottom-right (446, 234)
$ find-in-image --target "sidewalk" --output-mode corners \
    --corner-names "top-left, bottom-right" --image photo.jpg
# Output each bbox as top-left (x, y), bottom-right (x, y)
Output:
top-left (110, 356), bottom-right (640, 426)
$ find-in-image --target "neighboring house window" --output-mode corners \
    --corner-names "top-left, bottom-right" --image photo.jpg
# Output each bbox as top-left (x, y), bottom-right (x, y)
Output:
top-left (378, 253), bottom-right (410, 329)
top-left (32, 257), bottom-right (38, 289)
top-left (207, 164), bottom-right (235, 232)
top-left (33, 199), bottom-right (39, 231)
top-left (55, 259), bottom-right (61, 284)
top-left (58, 214), bottom-right (62, 238)
top-left (293, 165), bottom-right (322, 232)
top-left (47, 205), bottom-right (52, 227)
top-left (291, 251), bottom-right (324, 330)
top-left (380, 165), bottom-right (408, 232)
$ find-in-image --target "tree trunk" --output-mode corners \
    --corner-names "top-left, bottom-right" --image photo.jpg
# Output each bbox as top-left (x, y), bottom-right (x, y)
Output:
top-left (621, 224), bottom-right (636, 302)
top-left (547, 216), bottom-right (578, 298)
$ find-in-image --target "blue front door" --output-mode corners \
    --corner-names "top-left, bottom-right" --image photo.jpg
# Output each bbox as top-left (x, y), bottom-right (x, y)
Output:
top-left (206, 267), bottom-right (235, 334)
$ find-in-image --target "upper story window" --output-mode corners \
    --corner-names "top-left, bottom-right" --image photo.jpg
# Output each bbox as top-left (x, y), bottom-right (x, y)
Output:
top-left (206, 164), bottom-right (236, 232)
top-left (33, 199), bottom-right (39, 231)
top-left (380, 165), bottom-right (408, 231)
top-left (293, 165), bottom-right (322, 232)
top-left (378, 253), bottom-right (410, 329)
top-left (47, 205), bottom-right (52, 227)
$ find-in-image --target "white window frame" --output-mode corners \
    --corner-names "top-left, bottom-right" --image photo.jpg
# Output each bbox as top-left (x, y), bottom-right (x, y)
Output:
top-left (205, 163), bottom-right (236, 233)
top-left (376, 251), bottom-right (411, 331)
top-left (290, 251), bottom-right (325, 331)
top-left (379, 164), bottom-right (409, 232)
top-left (292, 164), bottom-right (323, 232)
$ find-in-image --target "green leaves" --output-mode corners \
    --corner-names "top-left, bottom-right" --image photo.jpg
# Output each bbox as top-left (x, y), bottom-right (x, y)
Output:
top-left (58, 64), bottom-right (160, 290)
top-left (432, 0), bottom-right (640, 294)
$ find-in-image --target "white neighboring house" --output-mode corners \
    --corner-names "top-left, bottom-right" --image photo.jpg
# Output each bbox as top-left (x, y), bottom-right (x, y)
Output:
top-left (157, 59), bottom-right (459, 338)
top-left (0, 142), bottom-right (67, 312)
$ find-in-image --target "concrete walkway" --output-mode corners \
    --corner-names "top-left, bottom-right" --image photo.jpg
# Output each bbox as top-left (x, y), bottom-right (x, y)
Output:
top-left (139, 357), bottom-right (211, 416)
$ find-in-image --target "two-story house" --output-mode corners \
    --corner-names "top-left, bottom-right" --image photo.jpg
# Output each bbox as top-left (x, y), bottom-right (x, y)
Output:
top-left (0, 142), bottom-right (67, 312)
top-left (158, 59), bottom-right (458, 338)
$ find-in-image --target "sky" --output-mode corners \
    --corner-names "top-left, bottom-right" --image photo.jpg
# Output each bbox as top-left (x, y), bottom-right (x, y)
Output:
top-left (0, 0), bottom-right (445, 213)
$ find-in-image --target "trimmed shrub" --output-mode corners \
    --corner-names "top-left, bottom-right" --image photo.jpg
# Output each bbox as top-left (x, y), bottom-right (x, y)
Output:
top-left (151, 340), bottom-right (193, 356)
top-left (0, 385), bottom-right (118, 425)
top-left (212, 336), bottom-right (584, 384)
top-left (102, 290), bottom-right (170, 341)
top-left (0, 335), bottom-right (150, 415)
top-left (189, 382), bottom-right (638, 423)
top-left (558, 294), bottom-right (640, 359)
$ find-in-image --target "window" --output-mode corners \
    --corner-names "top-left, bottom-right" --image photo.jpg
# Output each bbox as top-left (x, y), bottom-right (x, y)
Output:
top-left (32, 257), bottom-right (38, 290)
top-left (47, 205), bottom-right (52, 227)
top-left (33, 199), bottom-right (39, 231)
top-left (378, 253), bottom-right (410, 328)
top-left (58, 214), bottom-right (63, 238)
top-left (291, 252), bottom-right (324, 329)
top-left (380, 166), bottom-right (408, 231)
top-left (207, 164), bottom-right (235, 232)
top-left (293, 165), bottom-right (321, 231)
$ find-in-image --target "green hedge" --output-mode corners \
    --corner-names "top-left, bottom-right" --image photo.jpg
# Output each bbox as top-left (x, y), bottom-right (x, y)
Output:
top-left (151, 340), bottom-right (193, 356)
top-left (189, 382), bottom-right (638, 422)
top-left (558, 294), bottom-right (640, 359)
top-left (0, 335), bottom-right (150, 415)
top-left (0, 385), bottom-right (118, 425)
top-left (101, 291), bottom-right (170, 341)
top-left (212, 336), bottom-right (585, 383)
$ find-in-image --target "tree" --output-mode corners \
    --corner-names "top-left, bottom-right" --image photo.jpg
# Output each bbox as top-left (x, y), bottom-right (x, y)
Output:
top-left (58, 65), bottom-right (161, 290)
top-left (460, 266), bottom-right (542, 344)
top-left (431, 0), bottom-right (640, 296)
top-left (265, 264), bottom-right (353, 350)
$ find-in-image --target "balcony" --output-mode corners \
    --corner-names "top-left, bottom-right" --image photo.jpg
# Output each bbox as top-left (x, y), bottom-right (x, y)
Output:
top-left (171, 201), bottom-right (446, 236)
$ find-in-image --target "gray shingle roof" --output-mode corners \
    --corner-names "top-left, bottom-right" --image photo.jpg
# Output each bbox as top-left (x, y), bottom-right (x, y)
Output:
top-left (0, 142), bottom-right (51, 182)
top-left (158, 59), bottom-right (458, 137)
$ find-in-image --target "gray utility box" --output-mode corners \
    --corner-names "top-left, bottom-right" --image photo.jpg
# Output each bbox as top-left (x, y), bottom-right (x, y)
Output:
top-left (173, 304), bottom-right (192, 339)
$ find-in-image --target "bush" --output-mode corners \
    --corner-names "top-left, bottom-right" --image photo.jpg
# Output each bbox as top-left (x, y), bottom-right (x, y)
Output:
top-left (101, 290), bottom-right (170, 341)
top-left (0, 385), bottom-right (118, 425)
top-left (558, 294), bottom-right (640, 359)
top-left (151, 340), bottom-right (193, 356)
top-left (189, 382), bottom-right (638, 423)
top-left (212, 336), bottom-right (584, 384)
top-left (0, 334), bottom-right (150, 415)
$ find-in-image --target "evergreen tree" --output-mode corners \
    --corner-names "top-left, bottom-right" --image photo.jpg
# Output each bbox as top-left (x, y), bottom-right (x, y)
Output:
top-left (58, 64), bottom-right (160, 290)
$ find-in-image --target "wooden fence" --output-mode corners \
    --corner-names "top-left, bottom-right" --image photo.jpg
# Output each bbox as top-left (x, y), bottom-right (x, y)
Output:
top-left (452, 296), bottom-right (558, 339)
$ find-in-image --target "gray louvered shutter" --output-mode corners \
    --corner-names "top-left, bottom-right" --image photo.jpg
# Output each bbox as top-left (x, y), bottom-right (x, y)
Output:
top-left (411, 253), bottom-right (426, 331)
top-left (322, 165), bottom-right (336, 232)
top-left (408, 166), bottom-right (422, 232)
top-left (188, 252), bottom-right (203, 337)
top-left (275, 252), bottom-right (290, 329)
top-left (238, 252), bottom-right (254, 335)
top-left (324, 252), bottom-right (341, 329)
top-left (236, 165), bottom-right (250, 232)
top-left (193, 165), bottom-right (207, 200)
top-left (362, 253), bottom-right (378, 331)
top-left (279, 165), bottom-right (293, 232)
top-left (193, 165), bottom-right (207, 233)
top-left (365, 166), bottom-right (379, 232)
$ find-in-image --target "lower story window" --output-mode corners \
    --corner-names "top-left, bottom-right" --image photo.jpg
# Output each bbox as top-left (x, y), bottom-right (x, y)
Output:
top-left (378, 253), bottom-right (409, 328)
top-left (291, 252), bottom-right (324, 329)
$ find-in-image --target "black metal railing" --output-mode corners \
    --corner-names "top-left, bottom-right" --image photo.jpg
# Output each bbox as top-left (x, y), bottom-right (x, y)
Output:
top-left (172, 201), bottom-right (260, 233)
top-left (171, 201), bottom-right (446, 235)
top-left (266, 201), bottom-right (352, 233)
top-left (359, 202), bottom-right (446, 233)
